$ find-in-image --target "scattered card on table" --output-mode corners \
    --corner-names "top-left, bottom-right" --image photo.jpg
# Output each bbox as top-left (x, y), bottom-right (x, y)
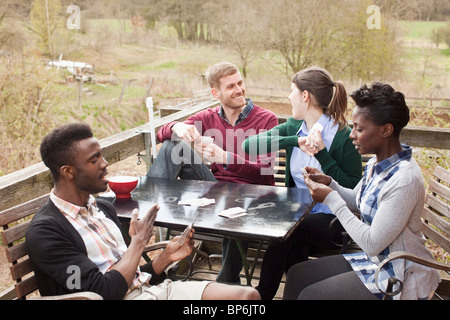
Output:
top-left (219, 207), bottom-right (247, 219)
top-left (178, 198), bottom-right (215, 207)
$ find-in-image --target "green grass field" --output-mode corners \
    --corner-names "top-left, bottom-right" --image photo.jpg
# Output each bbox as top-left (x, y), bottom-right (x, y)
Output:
top-left (398, 20), bottom-right (447, 40)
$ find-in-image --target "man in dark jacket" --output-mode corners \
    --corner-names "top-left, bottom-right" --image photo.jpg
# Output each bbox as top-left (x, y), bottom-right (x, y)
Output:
top-left (26, 123), bottom-right (259, 300)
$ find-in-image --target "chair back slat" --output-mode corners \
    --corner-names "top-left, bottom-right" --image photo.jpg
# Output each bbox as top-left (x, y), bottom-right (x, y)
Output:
top-left (435, 166), bottom-right (450, 185)
top-left (14, 276), bottom-right (38, 299)
top-left (10, 259), bottom-right (34, 281)
top-left (422, 222), bottom-right (450, 254)
top-left (2, 221), bottom-right (31, 246)
top-left (0, 196), bottom-right (48, 299)
top-left (0, 195), bottom-right (48, 226)
top-left (5, 242), bottom-right (28, 264)
top-left (421, 166), bottom-right (450, 254)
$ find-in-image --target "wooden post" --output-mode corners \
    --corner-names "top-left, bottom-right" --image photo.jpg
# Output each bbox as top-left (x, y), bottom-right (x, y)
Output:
top-left (144, 77), bottom-right (154, 100)
top-left (118, 79), bottom-right (136, 106)
top-left (77, 75), bottom-right (83, 109)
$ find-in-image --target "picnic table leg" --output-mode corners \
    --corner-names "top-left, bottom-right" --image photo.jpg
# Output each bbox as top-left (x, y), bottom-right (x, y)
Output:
top-left (236, 240), bottom-right (263, 286)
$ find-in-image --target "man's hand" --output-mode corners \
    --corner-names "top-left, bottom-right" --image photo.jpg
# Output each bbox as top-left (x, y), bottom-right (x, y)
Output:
top-left (129, 204), bottom-right (159, 245)
top-left (166, 228), bottom-right (196, 262)
top-left (111, 204), bottom-right (159, 286)
top-left (152, 228), bottom-right (196, 275)
top-left (172, 122), bottom-right (201, 143)
top-left (202, 143), bottom-right (228, 164)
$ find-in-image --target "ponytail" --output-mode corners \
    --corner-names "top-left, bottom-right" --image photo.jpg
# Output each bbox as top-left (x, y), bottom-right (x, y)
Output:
top-left (328, 81), bottom-right (348, 130)
top-left (292, 66), bottom-right (348, 130)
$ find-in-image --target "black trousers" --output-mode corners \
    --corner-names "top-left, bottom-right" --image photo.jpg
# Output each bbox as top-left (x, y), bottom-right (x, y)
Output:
top-left (283, 255), bottom-right (378, 300)
top-left (256, 213), bottom-right (347, 300)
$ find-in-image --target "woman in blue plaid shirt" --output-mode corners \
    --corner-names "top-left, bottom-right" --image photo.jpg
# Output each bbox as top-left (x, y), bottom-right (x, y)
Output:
top-left (283, 82), bottom-right (440, 300)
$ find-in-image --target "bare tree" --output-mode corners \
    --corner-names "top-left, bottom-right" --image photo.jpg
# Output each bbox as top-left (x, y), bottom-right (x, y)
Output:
top-left (0, 0), bottom-right (29, 52)
top-left (141, 0), bottom-right (212, 42)
top-left (254, 0), bottom-right (401, 81)
top-left (257, 0), bottom-right (345, 75)
top-left (374, 0), bottom-right (450, 21)
top-left (29, 0), bottom-right (63, 58)
top-left (206, 0), bottom-right (263, 78)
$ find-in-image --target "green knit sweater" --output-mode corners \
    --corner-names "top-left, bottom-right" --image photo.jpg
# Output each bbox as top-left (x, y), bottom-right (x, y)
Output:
top-left (242, 117), bottom-right (362, 188)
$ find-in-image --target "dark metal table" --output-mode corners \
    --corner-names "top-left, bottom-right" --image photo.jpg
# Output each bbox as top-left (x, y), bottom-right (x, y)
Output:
top-left (108, 177), bottom-right (315, 284)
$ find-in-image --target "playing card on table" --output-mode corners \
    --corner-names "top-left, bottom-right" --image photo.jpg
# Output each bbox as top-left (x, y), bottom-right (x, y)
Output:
top-left (218, 207), bottom-right (247, 219)
top-left (178, 198), bottom-right (215, 207)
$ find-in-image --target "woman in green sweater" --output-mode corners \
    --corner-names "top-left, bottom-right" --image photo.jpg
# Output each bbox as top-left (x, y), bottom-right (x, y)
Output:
top-left (242, 66), bottom-right (362, 300)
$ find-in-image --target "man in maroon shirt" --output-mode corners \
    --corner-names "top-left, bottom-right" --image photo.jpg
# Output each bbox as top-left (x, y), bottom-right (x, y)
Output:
top-left (147, 62), bottom-right (278, 283)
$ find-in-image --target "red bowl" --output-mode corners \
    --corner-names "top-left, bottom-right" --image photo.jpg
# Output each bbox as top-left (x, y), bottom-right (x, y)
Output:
top-left (108, 176), bottom-right (139, 199)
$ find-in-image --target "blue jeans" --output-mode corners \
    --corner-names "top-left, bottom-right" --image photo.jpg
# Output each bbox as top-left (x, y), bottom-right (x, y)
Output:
top-left (146, 140), bottom-right (216, 181)
top-left (146, 140), bottom-right (247, 283)
top-left (217, 238), bottom-right (249, 284)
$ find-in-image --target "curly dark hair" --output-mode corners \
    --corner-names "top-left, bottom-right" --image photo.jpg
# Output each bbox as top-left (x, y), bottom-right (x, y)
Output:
top-left (40, 123), bottom-right (93, 181)
top-left (350, 82), bottom-right (410, 137)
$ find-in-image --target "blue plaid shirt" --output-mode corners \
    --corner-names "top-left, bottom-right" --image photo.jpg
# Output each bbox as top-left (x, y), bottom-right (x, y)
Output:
top-left (344, 145), bottom-right (413, 299)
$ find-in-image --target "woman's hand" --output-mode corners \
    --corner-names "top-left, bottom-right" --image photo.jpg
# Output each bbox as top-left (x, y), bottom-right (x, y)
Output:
top-left (309, 129), bottom-right (325, 151)
top-left (304, 167), bottom-right (332, 186)
top-left (305, 178), bottom-right (333, 203)
top-left (298, 137), bottom-right (315, 156)
top-left (303, 167), bottom-right (333, 203)
top-left (298, 129), bottom-right (325, 156)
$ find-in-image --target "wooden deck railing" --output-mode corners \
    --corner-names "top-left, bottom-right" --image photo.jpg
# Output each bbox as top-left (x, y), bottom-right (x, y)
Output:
top-left (0, 100), bottom-right (449, 213)
top-left (0, 99), bottom-right (220, 212)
